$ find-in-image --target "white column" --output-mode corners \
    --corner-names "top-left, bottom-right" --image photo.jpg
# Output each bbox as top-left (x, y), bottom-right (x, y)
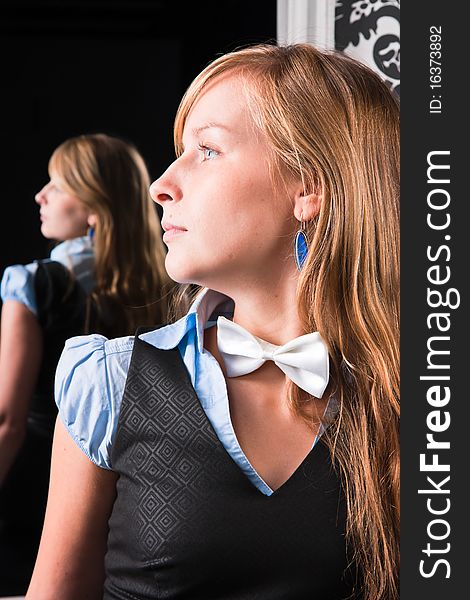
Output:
top-left (277, 0), bottom-right (335, 49)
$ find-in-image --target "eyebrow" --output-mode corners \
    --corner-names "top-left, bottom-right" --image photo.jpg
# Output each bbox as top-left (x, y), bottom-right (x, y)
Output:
top-left (192, 122), bottom-right (232, 136)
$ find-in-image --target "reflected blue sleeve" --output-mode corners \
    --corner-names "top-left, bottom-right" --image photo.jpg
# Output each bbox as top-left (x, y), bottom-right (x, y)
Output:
top-left (55, 333), bottom-right (134, 469)
top-left (0, 263), bottom-right (39, 315)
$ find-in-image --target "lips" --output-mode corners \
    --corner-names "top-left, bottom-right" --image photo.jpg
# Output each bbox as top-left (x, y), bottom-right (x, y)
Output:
top-left (161, 221), bottom-right (187, 242)
top-left (161, 220), bottom-right (186, 232)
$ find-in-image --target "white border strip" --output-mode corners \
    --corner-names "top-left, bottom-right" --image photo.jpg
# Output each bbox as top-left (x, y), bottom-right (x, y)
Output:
top-left (277, 0), bottom-right (335, 49)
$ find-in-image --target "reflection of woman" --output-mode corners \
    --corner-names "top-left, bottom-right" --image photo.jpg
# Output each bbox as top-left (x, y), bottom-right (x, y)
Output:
top-left (0, 133), bottom-right (171, 594)
top-left (28, 45), bottom-right (399, 600)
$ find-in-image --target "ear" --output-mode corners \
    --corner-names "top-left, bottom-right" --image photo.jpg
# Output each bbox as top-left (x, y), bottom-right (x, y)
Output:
top-left (293, 185), bottom-right (322, 223)
top-left (87, 213), bottom-right (98, 228)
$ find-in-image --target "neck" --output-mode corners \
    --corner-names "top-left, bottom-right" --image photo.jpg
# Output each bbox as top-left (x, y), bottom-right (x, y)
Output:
top-left (221, 272), bottom-right (303, 346)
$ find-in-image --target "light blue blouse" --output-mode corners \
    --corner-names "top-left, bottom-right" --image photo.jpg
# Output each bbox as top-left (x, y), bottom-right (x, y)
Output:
top-left (55, 288), bottom-right (336, 497)
top-left (0, 236), bottom-right (95, 315)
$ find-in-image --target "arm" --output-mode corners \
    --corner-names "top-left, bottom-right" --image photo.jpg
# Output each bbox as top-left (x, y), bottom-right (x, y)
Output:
top-left (0, 299), bottom-right (43, 484)
top-left (26, 418), bottom-right (118, 600)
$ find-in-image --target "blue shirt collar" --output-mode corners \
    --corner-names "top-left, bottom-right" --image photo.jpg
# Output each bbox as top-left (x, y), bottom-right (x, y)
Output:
top-left (50, 235), bottom-right (94, 263)
top-left (139, 288), bottom-right (234, 352)
top-left (50, 236), bottom-right (95, 293)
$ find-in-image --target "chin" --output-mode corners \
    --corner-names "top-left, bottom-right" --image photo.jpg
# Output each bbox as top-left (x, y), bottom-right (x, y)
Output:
top-left (40, 224), bottom-right (53, 239)
top-left (166, 271), bottom-right (199, 286)
top-left (165, 255), bottom-right (209, 286)
top-left (165, 257), bottom-right (194, 284)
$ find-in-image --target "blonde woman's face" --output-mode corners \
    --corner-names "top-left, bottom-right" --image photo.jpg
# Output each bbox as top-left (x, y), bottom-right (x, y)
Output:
top-left (35, 174), bottom-right (91, 241)
top-left (150, 75), bottom-right (297, 290)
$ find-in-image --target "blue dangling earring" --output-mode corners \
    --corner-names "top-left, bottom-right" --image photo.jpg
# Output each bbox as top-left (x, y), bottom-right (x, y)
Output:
top-left (87, 226), bottom-right (95, 241)
top-left (294, 212), bottom-right (308, 271)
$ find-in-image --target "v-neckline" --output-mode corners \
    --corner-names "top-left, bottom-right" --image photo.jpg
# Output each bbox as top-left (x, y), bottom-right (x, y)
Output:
top-left (138, 335), bottom-right (326, 499)
top-left (197, 345), bottom-right (323, 497)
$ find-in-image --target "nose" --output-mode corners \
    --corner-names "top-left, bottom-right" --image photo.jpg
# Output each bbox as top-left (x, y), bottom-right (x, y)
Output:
top-left (35, 183), bottom-right (48, 205)
top-left (149, 162), bottom-right (183, 206)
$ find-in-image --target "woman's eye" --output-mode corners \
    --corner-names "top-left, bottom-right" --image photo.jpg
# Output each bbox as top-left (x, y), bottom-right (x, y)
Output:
top-left (198, 145), bottom-right (219, 161)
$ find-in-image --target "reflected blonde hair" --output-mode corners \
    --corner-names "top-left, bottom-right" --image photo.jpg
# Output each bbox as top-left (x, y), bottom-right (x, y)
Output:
top-left (50, 133), bottom-right (172, 336)
top-left (172, 44), bottom-right (400, 599)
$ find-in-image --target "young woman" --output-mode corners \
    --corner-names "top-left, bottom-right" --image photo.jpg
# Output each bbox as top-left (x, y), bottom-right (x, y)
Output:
top-left (27, 44), bottom-right (399, 600)
top-left (0, 133), bottom-right (171, 594)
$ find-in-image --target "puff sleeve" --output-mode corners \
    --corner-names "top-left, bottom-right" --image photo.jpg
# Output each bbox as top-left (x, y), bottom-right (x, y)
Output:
top-left (55, 333), bottom-right (134, 469)
top-left (0, 263), bottom-right (39, 314)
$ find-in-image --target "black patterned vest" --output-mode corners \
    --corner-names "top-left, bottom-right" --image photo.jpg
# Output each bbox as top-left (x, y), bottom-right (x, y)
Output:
top-left (104, 333), bottom-right (359, 600)
top-left (32, 260), bottom-right (88, 433)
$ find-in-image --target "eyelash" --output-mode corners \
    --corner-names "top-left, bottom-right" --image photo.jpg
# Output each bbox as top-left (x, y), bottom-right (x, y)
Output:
top-left (197, 144), bottom-right (219, 161)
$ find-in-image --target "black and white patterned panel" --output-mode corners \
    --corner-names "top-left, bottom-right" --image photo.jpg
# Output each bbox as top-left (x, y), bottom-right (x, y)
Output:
top-left (335, 0), bottom-right (400, 95)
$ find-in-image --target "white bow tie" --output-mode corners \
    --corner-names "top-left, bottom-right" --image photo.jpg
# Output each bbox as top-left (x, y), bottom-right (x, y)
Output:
top-left (216, 316), bottom-right (329, 398)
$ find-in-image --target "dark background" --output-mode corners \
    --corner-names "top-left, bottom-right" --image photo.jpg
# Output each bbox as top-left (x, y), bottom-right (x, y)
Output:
top-left (0, 0), bottom-right (277, 277)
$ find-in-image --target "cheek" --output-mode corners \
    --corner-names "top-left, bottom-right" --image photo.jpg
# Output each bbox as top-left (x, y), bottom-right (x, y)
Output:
top-left (47, 200), bottom-right (89, 238)
top-left (64, 201), bottom-right (85, 219)
top-left (60, 201), bottom-right (89, 226)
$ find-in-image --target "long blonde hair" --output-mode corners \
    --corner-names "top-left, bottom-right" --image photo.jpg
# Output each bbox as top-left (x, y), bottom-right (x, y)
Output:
top-left (172, 44), bottom-right (400, 599)
top-left (49, 133), bottom-right (172, 336)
